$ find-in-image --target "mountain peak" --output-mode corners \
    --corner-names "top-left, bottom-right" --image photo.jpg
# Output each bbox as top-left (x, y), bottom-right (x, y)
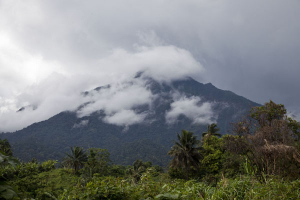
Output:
top-left (2, 75), bottom-right (259, 166)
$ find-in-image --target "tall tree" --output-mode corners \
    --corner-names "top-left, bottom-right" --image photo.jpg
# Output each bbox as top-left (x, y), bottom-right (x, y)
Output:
top-left (63, 146), bottom-right (88, 173)
top-left (225, 101), bottom-right (300, 182)
top-left (202, 123), bottom-right (221, 139)
top-left (168, 130), bottom-right (202, 179)
top-left (85, 148), bottom-right (111, 176)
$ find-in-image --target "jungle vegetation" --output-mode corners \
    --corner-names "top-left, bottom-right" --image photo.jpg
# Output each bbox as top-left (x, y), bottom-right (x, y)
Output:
top-left (0, 101), bottom-right (300, 199)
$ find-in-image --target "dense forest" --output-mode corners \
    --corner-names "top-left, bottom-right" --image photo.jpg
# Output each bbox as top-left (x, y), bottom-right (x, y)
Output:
top-left (1, 101), bottom-right (300, 199)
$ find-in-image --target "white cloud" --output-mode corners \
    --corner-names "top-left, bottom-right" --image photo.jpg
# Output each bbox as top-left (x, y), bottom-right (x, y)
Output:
top-left (0, 72), bottom-right (94, 132)
top-left (76, 79), bottom-right (153, 117)
top-left (287, 110), bottom-right (300, 123)
top-left (76, 78), bottom-right (154, 127)
top-left (73, 120), bottom-right (89, 128)
top-left (94, 45), bottom-right (204, 83)
top-left (166, 96), bottom-right (216, 125)
top-left (103, 109), bottom-right (146, 126)
top-left (0, 36), bottom-right (204, 132)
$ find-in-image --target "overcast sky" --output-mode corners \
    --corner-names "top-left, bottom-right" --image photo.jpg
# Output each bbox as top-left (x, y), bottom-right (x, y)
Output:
top-left (1, 0), bottom-right (300, 132)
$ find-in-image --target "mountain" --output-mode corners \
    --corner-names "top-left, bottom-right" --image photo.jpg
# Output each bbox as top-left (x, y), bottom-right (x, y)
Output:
top-left (1, 76), bottom-right (259, 166)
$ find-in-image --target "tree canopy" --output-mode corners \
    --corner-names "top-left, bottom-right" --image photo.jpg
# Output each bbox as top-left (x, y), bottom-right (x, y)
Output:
top-left (225, 100), bottom-right (300, 182)
top-left (63, 146), bottom-right (88, 173)
top-left (202, 123), bottom-right (221, 139)
top-left (168, 130), bottom-right (202, 179)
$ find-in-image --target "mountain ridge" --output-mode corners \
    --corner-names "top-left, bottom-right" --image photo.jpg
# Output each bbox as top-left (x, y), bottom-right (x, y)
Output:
top-left (1, 76), bottom-right (259, 166)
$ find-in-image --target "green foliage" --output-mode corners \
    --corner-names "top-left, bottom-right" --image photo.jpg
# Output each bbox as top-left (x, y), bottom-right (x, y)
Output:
top-left (0, 139), bottom-right (13, 156)
top-left (202, 123), bottom-right (221, 139)
top-left (200, 136), bottom-right (224, 175)
top-left (0, 153), bottom-right (18, 169)
top-left (81, 148), bottom-right (112, 178)
top-left (168, 167), bottom-right (186, 180)
top-left (126, 159), bottom-right (151, 183)
top-left (63, 146), bottom-right (88, 173)
top-left (5, 160), bottom-right (57, 199)
top-left (227, 100), bottom-right (300, 182)
top-left (57, 175), bottom-right (300, 200)
top-left (1, 100), bottom-right (300, 199)
top-left (243, 157), bottom-right (256, 176)
top-left (0, 152), bottom-right (19, 200)
top-left (0, 183), bottom-right (17, 200)
top-left (195, 135), bottom-right (245, 183)
top-left (250, 100), bottom-right (286, 127)
top-left (11, 168), bottom-right (78, 199)
top-left (3, 141), bottom-right (300, 199)
top-left (168, 130), bottom-right (202, 179)
top-left (109, 165), bottom-right (126, 177)
top-left (287, 117), bottom-right (300, 139)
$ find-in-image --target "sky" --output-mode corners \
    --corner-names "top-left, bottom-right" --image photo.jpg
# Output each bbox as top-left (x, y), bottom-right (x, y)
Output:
top-left (0, 0), bottom-right (300, 132)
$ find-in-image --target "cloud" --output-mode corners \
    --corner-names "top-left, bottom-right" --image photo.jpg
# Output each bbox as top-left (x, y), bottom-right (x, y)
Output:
top-left (0, 32), bottom-right (65, 97)
top-left (287, 109), bottom-right (300, 123)
top-left (0, 73), bottom-right (90, 132)
top-left (0, 26), bottom-right (206, 132)
top-left (1, 0), bottom-right (300, 130)
top-left (73, 120), bottom-right (89, 128)
top-left (166, 96), bottom-right (216, 125)
top-left (95, 45), bottom-right (204, 83)
top-left (0, 41), bottom-right (204, 132)
top-left (103, 109), bottom-right (146, 126)
top-left (77, 78), bottom-right (153, 117)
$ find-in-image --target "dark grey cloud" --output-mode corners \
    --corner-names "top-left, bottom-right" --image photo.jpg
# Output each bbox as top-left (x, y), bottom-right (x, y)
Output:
top-left (1, 0), bottom-right (300, 131)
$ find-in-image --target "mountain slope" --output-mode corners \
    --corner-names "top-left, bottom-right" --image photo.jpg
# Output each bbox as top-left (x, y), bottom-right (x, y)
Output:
top-left (1, 77), bottom-right (259, 166)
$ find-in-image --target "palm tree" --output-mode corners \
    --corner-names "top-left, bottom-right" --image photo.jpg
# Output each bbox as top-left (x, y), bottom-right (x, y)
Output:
top-left (63, 146), bottom-right (88, 173)
top-left (202, 123), bottom-right (221, 139)
top-left (168, 130), bottom-right (202, 179)
top-left (126, 159), bottom-right (147, 183)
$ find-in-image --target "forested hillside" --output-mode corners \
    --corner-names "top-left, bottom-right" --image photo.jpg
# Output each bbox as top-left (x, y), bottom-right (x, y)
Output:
top-left (1, 77), bottom-right (259, 166)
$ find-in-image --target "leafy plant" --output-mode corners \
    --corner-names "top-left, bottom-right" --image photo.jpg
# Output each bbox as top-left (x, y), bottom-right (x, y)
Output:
top-left (0, 153), bottom-right (19, 200)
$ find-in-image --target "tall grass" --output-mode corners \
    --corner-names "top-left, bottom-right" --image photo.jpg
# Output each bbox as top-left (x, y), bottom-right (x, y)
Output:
top-left (58, 173), bottom-right (300, 200)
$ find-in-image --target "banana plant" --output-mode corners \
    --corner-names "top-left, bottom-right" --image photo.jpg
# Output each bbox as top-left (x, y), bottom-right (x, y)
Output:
top-left (0, 152), bottom-right (19, 200)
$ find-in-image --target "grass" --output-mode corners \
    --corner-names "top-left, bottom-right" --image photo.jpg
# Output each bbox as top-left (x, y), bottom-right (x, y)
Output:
top-left (8, 168), bottom-right (300, 199)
